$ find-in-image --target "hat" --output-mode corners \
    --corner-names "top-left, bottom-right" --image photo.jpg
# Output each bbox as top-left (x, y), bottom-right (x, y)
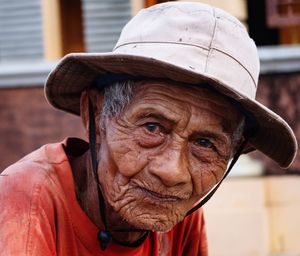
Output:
top-left (45, 2), bottom-right (297, 168)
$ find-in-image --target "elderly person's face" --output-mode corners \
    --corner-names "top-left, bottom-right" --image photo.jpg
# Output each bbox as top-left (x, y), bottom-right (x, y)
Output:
top-left (94, 80), bottom-right (242, 232)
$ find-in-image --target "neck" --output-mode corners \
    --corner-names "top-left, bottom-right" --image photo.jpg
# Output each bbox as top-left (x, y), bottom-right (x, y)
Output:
top-left (70, 151), bottom-right (147, 245)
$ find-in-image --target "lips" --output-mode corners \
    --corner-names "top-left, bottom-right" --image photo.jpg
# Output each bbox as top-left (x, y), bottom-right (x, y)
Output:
top-left (139, 187), bottom-right (181, 202)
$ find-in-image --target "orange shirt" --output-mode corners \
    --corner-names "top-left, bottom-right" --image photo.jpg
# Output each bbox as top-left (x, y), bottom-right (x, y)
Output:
top-left (0, 138), bottom-right (208, 255)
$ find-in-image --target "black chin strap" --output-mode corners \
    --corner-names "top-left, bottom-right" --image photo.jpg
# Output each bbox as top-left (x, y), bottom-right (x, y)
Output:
top-left (88, 98), bottom-right (112, 250)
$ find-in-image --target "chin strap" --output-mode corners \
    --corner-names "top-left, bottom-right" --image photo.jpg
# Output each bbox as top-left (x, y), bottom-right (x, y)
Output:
top-left (88, 98), bottom-right (112, 250)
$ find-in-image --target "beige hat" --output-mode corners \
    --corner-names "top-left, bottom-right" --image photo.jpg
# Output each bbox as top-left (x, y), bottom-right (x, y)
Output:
top-left (45, 2), bottom-right (297, 168)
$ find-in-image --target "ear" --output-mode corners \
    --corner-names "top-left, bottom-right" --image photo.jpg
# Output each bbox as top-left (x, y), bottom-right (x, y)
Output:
top-left (80, 90), bottom-right (104, 144)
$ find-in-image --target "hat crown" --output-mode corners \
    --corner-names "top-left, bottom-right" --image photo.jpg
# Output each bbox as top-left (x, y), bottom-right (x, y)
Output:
top-left (114, 2), bottom-right (260, 99)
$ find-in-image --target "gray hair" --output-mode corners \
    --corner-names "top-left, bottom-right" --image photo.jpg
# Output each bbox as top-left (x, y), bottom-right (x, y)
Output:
top-left (100, 80), bottom-right (244, 157)
top-left (231, 117), bottom-right (245, 157)
top-left (101, 80), bottom-right (137, 127)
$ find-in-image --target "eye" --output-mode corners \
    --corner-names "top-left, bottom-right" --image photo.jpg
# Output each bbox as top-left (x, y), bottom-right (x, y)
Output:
top-left (195, 138), bottom-right (214, 149)
top-left (138, 122), bottom-right (166, 148)
top-left (144, 122), bottom-right (162, 133)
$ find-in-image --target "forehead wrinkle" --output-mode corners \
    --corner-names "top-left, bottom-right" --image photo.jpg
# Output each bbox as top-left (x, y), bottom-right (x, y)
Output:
top-left (127, 103), bottom-right (185, 125)
top-left (136, 81), bottom-right (234, 108)
top-left (135, 84), bottom-right (239, 118)
top-left (190, 105), bottom-right (235, 127)
top-left (188, 95), bottom-right (241, 135)
top-left (175, 101), bottom-right (233, 140)
top-left (136, 93), bottom-right (193, 114)
top-left (128, 91), bottom-right (191, 120)
top-left (132, 92), bottom-right (194, 123)
top-left (131, 81), bottom-right (240, 135)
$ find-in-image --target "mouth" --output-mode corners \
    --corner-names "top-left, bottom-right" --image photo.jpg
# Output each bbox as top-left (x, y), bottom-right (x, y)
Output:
top-left (138, 187), bottom-right (182, 202)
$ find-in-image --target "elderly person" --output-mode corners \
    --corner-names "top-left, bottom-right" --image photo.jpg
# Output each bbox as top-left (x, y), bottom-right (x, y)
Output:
top-left (0, 2), bottom-right (297, 256)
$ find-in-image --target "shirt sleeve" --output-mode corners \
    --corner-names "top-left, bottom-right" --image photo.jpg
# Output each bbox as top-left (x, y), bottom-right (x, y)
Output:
top-left (0, 163), bottom-right (57, 256)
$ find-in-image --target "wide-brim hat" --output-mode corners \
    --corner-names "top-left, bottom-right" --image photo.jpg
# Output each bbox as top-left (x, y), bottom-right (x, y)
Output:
top-left (45, 2), bottom-right (297, 168)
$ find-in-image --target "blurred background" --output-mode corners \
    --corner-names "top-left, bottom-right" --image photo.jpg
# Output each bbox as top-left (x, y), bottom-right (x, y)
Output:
top-left (0, 0), bottom-right (299, 255)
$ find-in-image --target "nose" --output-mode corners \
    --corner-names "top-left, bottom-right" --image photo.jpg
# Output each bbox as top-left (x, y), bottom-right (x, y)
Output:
top-left (148, 146), bottom-right (191, 187)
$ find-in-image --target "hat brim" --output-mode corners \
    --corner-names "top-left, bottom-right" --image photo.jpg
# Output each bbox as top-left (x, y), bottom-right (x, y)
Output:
top-left (45, 52), bottom-right (297, 168)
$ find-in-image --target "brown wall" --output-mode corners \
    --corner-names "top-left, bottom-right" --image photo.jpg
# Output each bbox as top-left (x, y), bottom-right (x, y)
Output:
top-left (0, 72), bottom-right (299, 173)
top-left (0, 86), bottom-right (84, 171)
top-left (252, 72), bottom-right (300, 174)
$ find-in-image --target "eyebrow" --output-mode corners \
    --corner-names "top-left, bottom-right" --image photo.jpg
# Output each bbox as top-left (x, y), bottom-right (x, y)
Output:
top-left (134, 107), bottom-right (177, 125)
top-left (144, 112), bottom-right (176, 124)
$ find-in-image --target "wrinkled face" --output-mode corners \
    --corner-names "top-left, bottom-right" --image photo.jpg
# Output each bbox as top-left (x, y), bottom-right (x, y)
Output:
top-left (97, 80), bottom-right (241, 232)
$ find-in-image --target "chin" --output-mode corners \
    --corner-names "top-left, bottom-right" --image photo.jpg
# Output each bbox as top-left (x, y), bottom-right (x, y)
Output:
top-left (130, 217), bottom-right (175, 232)
top-left (109, 193), bottom-right (190, 232)
top-left (121, 209), bottom-right (184, 232)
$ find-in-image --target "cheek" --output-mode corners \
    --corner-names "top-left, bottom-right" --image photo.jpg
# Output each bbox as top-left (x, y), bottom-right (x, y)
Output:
top-left (99, 142), bottom-right (148, 207)
top-left (190, 158), bottom-right (228, 196)
top-left (109, 142), bottom-right (148, 177)
top-left (105, 127), bottom-right (148, 177)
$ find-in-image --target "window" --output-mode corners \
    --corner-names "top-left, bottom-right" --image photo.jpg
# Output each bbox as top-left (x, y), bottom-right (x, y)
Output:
top-left (266, 0), bottom-right (300, 44)
top-left (0, 1), bottom-right (44, 63)
top-left (82, 0), bottom-right (131, 52)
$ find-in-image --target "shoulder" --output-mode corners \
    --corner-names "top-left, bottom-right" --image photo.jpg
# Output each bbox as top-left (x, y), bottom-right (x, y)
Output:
top-left (0, 142), bottom-right (68, 198)
top-left (0, 141), bottom-right (72, 222)
top-left (0, 142), bottom-right (69, 255)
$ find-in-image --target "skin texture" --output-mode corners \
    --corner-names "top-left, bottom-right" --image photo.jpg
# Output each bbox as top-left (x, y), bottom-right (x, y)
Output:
top-left (74, 80), bottom-right (242, 244)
